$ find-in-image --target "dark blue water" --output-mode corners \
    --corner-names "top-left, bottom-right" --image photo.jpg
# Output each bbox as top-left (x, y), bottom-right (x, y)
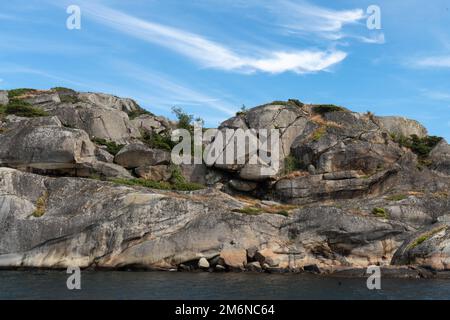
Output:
top-left (1, 271), bottom-right (450, 300)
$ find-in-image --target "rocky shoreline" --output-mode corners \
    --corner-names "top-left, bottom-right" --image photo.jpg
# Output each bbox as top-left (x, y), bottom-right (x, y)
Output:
top-left (1, 88), bottom-right (450, 276)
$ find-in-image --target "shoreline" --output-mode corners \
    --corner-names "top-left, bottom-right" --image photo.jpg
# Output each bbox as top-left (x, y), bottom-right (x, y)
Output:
top-left (2, 265), bottom-right (450, 279)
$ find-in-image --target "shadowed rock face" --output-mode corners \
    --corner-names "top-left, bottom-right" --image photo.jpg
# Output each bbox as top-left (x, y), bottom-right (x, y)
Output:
top-left (1, 89), bottom-right (450, 273)
top-left (0, 119), bottom-right (96, 169)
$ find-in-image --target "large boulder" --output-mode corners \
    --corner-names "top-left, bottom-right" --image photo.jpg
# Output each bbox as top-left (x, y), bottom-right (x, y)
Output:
top-left (392, 224), bottom-right (450, 270)
top-left (48, 102), bottom-right (141, 144)
top-left (0, 117), bottom-right (96, 170)
top-left (429, 139), bottom-right (450, 176)
top-left (276, 167), bottom-right (400, 203)
top-left (220, 247), bottom-right (247, 270)
top-left (78, 161), bottom-right (133, 179)
top-left (131, 114), bottom-right (174, 135)
top-left (375, 116), bottom-right (428, 138)
top-left (23, 92), bottom-right (60, 106)
top-left (291, 111), bottom-right (404, 174)
top-left (114, 144), bottom-right (171, 169)
top-left (77, 92), bottom-right (141, 114)
top-left (214, 102), bottom-right (308, 181)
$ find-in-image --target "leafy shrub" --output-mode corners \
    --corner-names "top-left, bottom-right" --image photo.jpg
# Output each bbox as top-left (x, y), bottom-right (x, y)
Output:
top-left (312, 105), bottom-right (345, 115)
top-left (392, 134), bottom-right (443, 159)
top-left (172, 106), bottom-right (194, 131)
top-left (2, 100), bottom-right (48, 117)
top-left (92, 137), bottom-right (124, 155)
top-left (128, 108), bottom-right (153, 120)
top-left (140, 130), bottom-right (175, 151)
top-left (8, 88), bottom-right (37, 99)
top-left (284, 155), bottom-right (302, 174)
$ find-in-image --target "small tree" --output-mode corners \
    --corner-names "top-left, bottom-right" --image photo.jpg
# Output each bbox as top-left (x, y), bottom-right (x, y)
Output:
top-left (172, 106), bottom-right (193, 130)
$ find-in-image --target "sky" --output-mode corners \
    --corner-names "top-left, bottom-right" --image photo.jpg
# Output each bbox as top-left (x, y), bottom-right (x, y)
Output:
top-left (0, 0), bottom-right (450, 140)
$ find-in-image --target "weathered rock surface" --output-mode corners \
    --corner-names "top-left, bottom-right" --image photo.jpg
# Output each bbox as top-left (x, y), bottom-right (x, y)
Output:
top-left (131, 114), bottom-right (174, 135)
top-left (214, 102), bottom-right (308, 180)
top-left (48, 102), bottom-right (141, 144)
top-left (135, 165), bottom-right (172, 181)
top-left (430, 140), bottom-right (450, 176)
top-left (95, 147), bottom-right (114, 163)
top-left (1, 90), bottom-right (450, 275)
top-left (77, 92), bottom-right (140, 114)
top-left (0, 118), bottom-right (96, 170)
top-left (114, 144), bottom-right (171, 169)
top-left (375, 116), bottom-right (428, 138)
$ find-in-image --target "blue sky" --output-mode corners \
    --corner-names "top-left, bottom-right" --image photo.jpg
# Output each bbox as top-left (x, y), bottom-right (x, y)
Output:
top-left (1, 1), bottom-right (450, 140)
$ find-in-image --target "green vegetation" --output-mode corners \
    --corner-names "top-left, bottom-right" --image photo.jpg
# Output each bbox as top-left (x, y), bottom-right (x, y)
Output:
top-left (392, 134), bottom-right (442, 159)
top-left (386, 194), bottom-right (407, 202)
top-left (32, 192), bottom-right (49, 218)
top-left (8, 88), bottom-right (37, 99)
top-left (407, 226), bottom-right (447, 250)
top-left (0, 99), bottom-right (48, 118)
top-left (268, 99), bottom-right (304, 108)
top-left (172, 106), bottom-right (194, 131)
top-left (111, 176), bottom-right (204, 192)
top-left (312, 104), bottom-right (345, 115)
top-left (276, 210), bottom-right (290, 217)
top-left (372, 207), bottom-right (389, 219)
top-left (60, 95), bottom-right (81, 104)
top-left (312, 126), bottom-right (327, 141)
top-left (128, 108), bottom-right (153, 120)
top-left (112, 164), bottom-right (204, 191)
top-left (92, 138), bottom-right (124, 155)
top-left (236, 104), bottom-right (248, 116)
top-left (283, 155), bottom-right (302, 175)
top-left (51, 87), bottom-right (76, 94)
top-left (140, 131), bottom-right (175, 151)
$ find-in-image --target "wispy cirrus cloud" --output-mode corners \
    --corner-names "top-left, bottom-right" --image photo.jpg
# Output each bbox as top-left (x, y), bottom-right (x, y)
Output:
top-left (266, 0), bottom-right (365, 35)
top-left (247, 0), bottom-right (384, 44)
top-left (78, 1), bottom-right (346, 74)
top-left (412, 55), bottom-right (450, 68)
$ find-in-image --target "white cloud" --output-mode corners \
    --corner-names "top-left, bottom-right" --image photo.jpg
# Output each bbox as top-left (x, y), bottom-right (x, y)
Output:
top-left (245, 0), bottom-right (385, 45)
top-left (79, 2), bottom-right (346, 74)
top-left (413, 56), bottom-right (450, 68)
top-left (268, 0), bottom-right (365, 34)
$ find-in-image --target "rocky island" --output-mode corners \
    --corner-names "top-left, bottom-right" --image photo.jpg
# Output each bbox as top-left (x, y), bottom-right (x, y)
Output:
top-left (1, 88), bottom-right (450, 278)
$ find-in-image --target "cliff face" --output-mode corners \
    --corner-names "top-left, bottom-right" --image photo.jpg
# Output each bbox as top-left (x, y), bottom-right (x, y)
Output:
top-left (1, 88), bottom-right (450, 274)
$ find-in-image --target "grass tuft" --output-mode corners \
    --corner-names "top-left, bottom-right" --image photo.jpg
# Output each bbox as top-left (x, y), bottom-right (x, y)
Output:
top-left (32, 192), bottom-right (49, 218)
top-left (372, 207), bottom-right (389, 219)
